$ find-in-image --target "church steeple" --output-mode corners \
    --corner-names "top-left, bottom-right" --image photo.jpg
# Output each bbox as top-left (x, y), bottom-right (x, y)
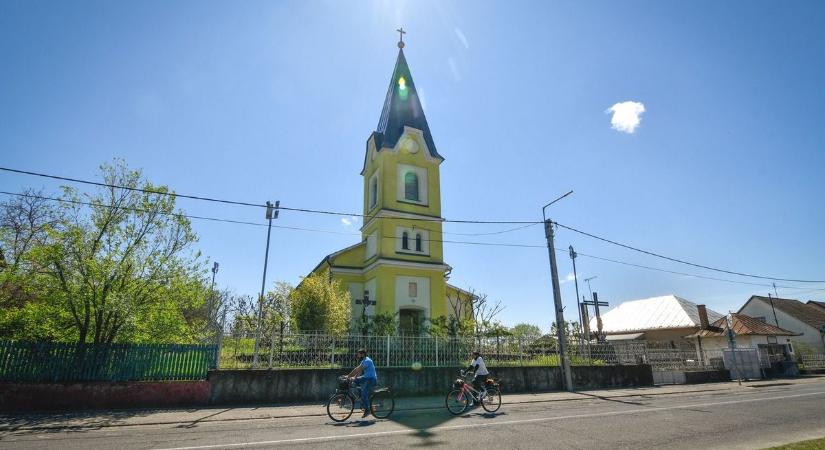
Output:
top-left (373, 38), bottom-right (442, 160)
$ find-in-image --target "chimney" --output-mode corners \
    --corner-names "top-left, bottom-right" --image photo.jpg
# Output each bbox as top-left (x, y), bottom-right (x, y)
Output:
top-left (697, 305), bottom-right (710, 330)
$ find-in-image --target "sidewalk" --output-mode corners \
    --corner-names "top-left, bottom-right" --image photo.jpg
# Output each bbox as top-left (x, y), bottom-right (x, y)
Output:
top-left (2, 376), bottom-right (823, 432)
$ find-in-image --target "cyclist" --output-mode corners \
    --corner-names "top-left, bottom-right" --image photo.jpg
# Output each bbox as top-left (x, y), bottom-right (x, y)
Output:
top-left (348, 348), bottom-right (378, 418)
top-left (466, 350), bottom-right (490, 399)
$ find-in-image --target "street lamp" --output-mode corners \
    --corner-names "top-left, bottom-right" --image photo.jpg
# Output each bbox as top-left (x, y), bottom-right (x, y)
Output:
top-left (541, 190), bottom-right (573, 392)
top-left (253, 200), bottom-right (279, 369)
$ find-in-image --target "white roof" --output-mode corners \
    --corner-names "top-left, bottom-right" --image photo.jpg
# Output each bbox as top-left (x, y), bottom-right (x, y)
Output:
top-left (591, 295), bottom-right (724, 333)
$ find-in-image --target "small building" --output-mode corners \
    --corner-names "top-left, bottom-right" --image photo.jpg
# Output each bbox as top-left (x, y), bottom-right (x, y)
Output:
top-left (686, 313), bottom-right (800, 363)
top-left (591, 295), bottom-right (724, 345)
top-left (738, 296), bottom-right (825, 352)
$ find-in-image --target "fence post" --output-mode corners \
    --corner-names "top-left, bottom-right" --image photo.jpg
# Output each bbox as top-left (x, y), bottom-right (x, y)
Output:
top-left (331, 337), bottom-right (335, 367)
top-left (386, 335), bottom-right (390, 367)
top-left (435, 337), bottom-right (439, 367)
top-left (519, 337), bottom-right (524, 366)
top-left (269, 324), bottom-right (276, 369)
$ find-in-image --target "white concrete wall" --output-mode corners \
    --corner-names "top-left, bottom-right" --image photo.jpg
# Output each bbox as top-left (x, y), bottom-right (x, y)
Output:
top-left (740, 299), bottom-right (825, 352)
top-left (394, 276), bottom-right (430, 317)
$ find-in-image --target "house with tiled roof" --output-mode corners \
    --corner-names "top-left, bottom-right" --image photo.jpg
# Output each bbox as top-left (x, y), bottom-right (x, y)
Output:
top-left (808, 300), bottom-right (825, 313)
top-left (591, 295), bottom-right (724, 344)
top-left (686, 313), bottom-right (800, 364)
top-left (738, 296), bottom-right (825, 352)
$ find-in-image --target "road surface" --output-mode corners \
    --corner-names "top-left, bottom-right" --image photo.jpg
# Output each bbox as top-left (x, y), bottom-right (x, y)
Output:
top-left (2, 379), bottom-right (825, 449)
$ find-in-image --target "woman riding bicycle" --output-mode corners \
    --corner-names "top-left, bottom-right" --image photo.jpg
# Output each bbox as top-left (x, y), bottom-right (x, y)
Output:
top-left (466, 350), bottom-right (491, 396)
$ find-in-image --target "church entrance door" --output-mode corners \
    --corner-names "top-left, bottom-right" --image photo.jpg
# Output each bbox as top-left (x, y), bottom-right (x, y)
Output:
top-left (399, 308), bottom-right (424, 336)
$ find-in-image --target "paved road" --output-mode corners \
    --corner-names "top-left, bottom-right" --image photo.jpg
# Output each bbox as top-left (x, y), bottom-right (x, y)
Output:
top-left (2, 380), bottom-right (825, 449)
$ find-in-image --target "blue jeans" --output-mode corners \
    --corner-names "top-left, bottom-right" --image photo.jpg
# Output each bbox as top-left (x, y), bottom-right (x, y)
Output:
top-left (354, 376), bottom-right (377, 410)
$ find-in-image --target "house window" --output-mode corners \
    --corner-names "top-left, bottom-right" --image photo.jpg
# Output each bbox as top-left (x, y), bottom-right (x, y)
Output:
top-left (404, 172), bottom-right (419, 201)
top-left (402, 231), bottom-right (409, 250)
top-left (408, 282), bottom-right (417, 298)
top-left (415, 233), bottom-right (422, 252)
top-left (369, 174), bottom-right (378, 209)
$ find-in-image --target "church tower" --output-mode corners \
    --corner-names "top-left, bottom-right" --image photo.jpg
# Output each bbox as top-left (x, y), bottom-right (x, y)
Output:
top-left (358, 32), bottom-right (449, 334)
top-left (306, 31), bottom-right (459, 335)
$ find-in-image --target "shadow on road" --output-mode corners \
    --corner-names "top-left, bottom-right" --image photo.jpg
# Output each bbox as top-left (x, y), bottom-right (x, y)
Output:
top-left (573, 392), bottom-right (646, 406)
top-left (0, 409), bottom-right (159, 438)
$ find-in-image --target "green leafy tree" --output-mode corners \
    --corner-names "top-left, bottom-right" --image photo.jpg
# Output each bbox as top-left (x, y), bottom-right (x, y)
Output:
top-left (289, 272), bottom-right (351, 335)
top-left (510, 323), bottom-right (542, 341)
top-left (27, 161), bottom-right (206, 345)
top-left (356, 311), bottom-right (399, 336)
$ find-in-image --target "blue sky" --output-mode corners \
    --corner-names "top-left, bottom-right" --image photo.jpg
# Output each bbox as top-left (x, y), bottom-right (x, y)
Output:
top-left (2, 0), bottom-right (824, 330)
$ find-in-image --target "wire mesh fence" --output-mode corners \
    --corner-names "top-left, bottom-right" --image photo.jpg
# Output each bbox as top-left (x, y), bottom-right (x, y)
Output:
top-left (800, 353), bottom-right (825, 370)
top-left (218, 330), bottom-right (741, 372)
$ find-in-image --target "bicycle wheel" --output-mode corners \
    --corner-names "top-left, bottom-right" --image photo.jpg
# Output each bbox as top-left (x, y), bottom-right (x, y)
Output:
top-left (481, 388), bottom-right (502, 413)
top-left (326, 393), bottom-right (354, 422)
top-left (445, 389), bottom-right (469, 415)
top-left (370, 389), bottom-right (395, 419)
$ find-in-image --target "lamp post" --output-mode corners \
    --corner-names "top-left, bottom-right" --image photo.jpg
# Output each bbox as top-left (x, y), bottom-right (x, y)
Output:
top-left (253, 200), bottom-right (279, 369)
top-left (542, 190), bottom-right (574, 392)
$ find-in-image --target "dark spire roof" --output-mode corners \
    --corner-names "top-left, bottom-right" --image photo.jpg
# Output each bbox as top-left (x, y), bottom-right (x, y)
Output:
top-left (373, 48), bottom-right (442, 160)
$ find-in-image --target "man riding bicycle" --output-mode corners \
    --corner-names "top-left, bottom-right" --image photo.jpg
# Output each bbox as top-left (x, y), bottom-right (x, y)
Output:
top-left (466, 350), bottom-right (491, 397)
top-left (347, 348), bottom-right (377, 418)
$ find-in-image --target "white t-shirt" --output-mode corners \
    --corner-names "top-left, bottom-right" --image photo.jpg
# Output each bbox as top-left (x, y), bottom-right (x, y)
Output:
top-left (471, 356), bottom-right (489, 377)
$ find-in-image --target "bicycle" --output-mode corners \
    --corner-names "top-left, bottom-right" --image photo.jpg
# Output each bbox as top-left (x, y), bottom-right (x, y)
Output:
top-left (326, 375), bottom-right (395, 422)
top-left (445, 370), bottom-right (502, 415)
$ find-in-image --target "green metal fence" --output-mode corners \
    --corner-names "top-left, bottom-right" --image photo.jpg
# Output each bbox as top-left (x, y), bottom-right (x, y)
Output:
top-left (0, 341), bottom-right (218, 382)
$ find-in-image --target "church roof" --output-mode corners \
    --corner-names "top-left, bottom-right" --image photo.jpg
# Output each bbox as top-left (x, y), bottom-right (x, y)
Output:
top-left (371, 48), bottom-right (442, 160)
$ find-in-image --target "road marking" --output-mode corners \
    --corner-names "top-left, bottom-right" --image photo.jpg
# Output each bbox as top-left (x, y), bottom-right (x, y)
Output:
top-left (152, 390), bottom-right (825, 450)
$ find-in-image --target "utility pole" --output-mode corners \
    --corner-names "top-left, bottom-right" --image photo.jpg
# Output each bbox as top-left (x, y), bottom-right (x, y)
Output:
top-left (253, 200), bottom-right (279, 369)
top-left (768, 293), bottom-right (780, 328)
top-left (542, 190), bottom-right (574, 392)
top-left (569, 246), bottom-right (583, 343)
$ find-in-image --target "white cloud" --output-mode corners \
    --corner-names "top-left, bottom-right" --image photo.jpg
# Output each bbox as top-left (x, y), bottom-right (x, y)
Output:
top-left (606, 101), bottom-right (646, 134)
top-left (340, 216), bottom-right (360, 227)
top-left (560, 273), bottom-right (576, 284)
top-left (454, 28), bottom-right (469, 49)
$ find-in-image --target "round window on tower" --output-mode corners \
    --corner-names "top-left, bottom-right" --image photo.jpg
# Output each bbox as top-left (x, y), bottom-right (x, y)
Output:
top-left (401, 136), bottom-right (419, 154)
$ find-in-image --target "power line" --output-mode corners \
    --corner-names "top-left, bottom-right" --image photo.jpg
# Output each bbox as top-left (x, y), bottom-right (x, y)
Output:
top-left (0, 166), bottom-right (541, 225)
top-left (553, 221), bottom-right (825, 284)
top-left (3, 190), bottom-right (824, 292)
top-left (4, 165), bottom-right (823, 283)
top-left (442, 222), bottom-right (540, 236)
top-left (572, 250), bottom-right (825, 293)
top-left (0, 191), bottom-right (542, 248)
top-left (0, 166), bottom-right (263, 208)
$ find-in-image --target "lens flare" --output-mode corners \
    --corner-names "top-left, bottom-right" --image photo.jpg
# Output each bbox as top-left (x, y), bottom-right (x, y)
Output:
top-left (398, 76), bottom-right (407, 90)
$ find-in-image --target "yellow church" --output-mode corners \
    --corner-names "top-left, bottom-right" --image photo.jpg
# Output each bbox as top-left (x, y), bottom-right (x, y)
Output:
top-left (307, 35), bottom-right (467, 335)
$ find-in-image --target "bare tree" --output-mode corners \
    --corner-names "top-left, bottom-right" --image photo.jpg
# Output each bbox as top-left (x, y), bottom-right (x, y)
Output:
top-left (444, 287), bottom-right (504, 337)
top-left (0, 190), bottom-right (59, 308)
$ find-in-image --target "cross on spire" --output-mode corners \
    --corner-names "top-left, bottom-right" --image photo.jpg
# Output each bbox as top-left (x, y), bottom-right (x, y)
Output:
top-left (397, 27), bottom-right (406, 48)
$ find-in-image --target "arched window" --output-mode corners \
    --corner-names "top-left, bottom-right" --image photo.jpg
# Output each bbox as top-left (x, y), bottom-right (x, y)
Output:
top-left (402, 231), bottom-right (409, 250)
top-left (404, 171), bottom-right (419, 201)
top-left (415, 233), bottom-right (422, 252)
top-left (369, 176), bottom-right (378, 208)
